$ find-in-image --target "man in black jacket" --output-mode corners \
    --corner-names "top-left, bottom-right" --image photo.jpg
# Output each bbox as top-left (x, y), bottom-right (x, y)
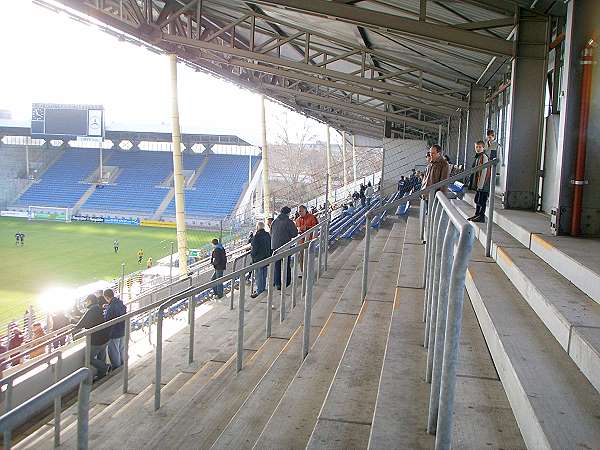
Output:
top-left (270, 206), bottom-right (298, 289)
top-left (250, 221), bottom-right (272, 298)
top-left (74, 295), bottom-right (110, 379)
top-left (211, 238), bottom-right (227, 298)
top-left (103, 289), bottom-right (127, 369)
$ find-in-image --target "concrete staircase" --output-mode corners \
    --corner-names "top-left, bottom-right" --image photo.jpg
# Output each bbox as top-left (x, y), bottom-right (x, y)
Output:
top-left (452, 193), bottom-right (600, 449)
top-left (14, 210), bottom-right (533, 449)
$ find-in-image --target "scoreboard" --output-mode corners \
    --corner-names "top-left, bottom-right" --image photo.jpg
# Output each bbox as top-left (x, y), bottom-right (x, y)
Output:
top-left (31, 103), bottom-right (104, 139)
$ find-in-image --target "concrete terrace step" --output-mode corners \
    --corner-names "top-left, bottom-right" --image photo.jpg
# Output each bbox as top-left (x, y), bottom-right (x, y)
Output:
top-left (250, 225), bottom-right (394, 449)
top-left (306, 222), bottom-right (405, 449)
top-left (368, 214), bottom-right (524, 450)
top-left (463, 191), bottom-right (600, 306)
top-left (454, 198), bottom-right (600, 394)
top-left (146, 235), bottom-right (370, 449)
top-left (211, 241), bottom-right (369, 450)
top-left (466, 260), bottom-right (600, 449)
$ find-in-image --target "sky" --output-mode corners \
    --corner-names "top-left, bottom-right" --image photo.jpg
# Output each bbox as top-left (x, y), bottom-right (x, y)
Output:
top-left (0, 1), bottom-right (341, 147)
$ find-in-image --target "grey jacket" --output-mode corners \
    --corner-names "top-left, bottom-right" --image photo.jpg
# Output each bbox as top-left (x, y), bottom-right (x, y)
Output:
top-left (271, 213), bottom-right (298, 251)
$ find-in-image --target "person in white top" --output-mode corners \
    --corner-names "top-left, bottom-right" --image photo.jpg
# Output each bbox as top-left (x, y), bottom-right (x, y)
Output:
top-left (365, 182), bottom-right (374, 207)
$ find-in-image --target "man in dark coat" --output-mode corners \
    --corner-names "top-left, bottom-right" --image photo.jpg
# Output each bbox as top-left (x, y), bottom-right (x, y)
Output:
top-left (270, 206), bottom-right (298, 289)
top-left (250, 221), bottom-right (272, 298)
top-left (211, 238), bottom-right (227, 298)
top-left (103, 289), bottom-right (127, 369)
top-left (74, 295), bottom-right (110, 379)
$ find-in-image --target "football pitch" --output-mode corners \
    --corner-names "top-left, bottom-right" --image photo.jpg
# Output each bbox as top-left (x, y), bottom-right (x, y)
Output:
top-left (0, 217), bottom-right (214, 326)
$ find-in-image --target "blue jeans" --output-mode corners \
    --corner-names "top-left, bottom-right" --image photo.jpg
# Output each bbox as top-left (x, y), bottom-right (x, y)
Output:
top-left (90, 344), bottom-right (109, 378)
top-left (255, 265), bottom-right (268, 295)
top-left (212, 269), bottom-right (224, 297)
top-left (107, 336), bottom-right (125, 368)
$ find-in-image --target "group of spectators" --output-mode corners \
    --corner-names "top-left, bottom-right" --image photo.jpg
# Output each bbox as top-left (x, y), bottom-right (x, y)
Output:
top-left (209, 204), bottom-right (320, 301)
top-left (414, 128), bottom-right (498, 223)
top-left (72, 289), bottom-right (127, 381)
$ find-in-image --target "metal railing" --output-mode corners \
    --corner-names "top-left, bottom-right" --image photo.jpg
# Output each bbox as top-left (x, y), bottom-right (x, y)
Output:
top-left (361, 159), bottom-right (498, 301)
top-left (359, 160), bottom-right (497, 450)
top-left (422, 192), bottom-right (475, 450)
top-left (65, 217), bottom-right (328, 412)
top-left (0, 367), bottom-right (91, 450)
top-left (1, 351), bottom-right (63, 448)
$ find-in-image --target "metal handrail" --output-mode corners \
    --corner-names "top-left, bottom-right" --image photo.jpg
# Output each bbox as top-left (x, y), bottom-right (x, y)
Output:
top-left (422, 192), bottom-right (476, 450)
top-left (0, 367), bottom-right (91, 450)
top-left (1, 350), bottom-right (64, 448)
top-left (0, 324), bottom-right (73, 364)
top-left (361, 159), bottom-right (498, 300)
top-left (153, 237), bottom-right (318, 410)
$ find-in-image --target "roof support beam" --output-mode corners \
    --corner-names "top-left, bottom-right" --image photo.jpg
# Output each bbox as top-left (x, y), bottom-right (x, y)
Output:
top-left (249, 0), bottom-right (515, 56)
top-left (162, 33), bottom-right (467, 108)
top-left (261, 83), bottom-right (442, 132)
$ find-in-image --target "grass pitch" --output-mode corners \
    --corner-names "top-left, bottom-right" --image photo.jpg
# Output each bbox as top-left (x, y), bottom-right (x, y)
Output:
top-left (0, 217), bottom-right (214, 325)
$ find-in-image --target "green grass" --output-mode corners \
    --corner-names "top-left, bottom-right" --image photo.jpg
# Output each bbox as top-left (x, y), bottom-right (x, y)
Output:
top-left (0, 217), bottom-right (213, 325)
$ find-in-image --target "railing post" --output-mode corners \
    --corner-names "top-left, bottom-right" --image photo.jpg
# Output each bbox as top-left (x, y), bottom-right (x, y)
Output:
top-left (76, 375), bottom-right (91, 450)
top-left (323, 220), bottom-right (329, 272)
top-left (188, 295), bottom-right (195, 364)
top-left (53, 352), bottom-right (63, 448)
top-left (236, 271), bottom-right (246, 373)
top-left (426, 211), bottom-right (449, 382)
top-left (291, 252), bottom-right (299, 308)
top-left (361, 213), bottom-right (372, 302)
top-left (301, 246), bottom-right (309, 298)
top-left (485, 161), bottom-right (497, 257)
top-left (84, 335), bottom-right (92, 375)
top-left (122, 317), bottom-right (130, 394)
top-left (424, 201), bottom-right (442, 343)
top-left (230, 258), bottom-right (238, 310)
top-left (427, 224), bottom-right (457, 434)
top-left (154, 309), bottom-right (163, 411)
top-left (266, 261), bottom-right (275, 338)
top-left (317, 227), bottom-right (323, 280)
top-left (280, 255), bottom-right (287, 322)
top-left (435, 226), bottom-right (475, 450)
top-left (422, 190), bottom-right (435, 314)
top-left (302, 241), bottom-right (317, 359)
top-left (419, 198), bottom-right (426, 242)
top-left (3, 382), bottom-right (13, 448)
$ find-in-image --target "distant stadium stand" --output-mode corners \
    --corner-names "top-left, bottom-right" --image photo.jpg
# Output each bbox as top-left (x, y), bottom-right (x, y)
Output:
top-left (163, 153), bottom-right (260, 219)
top-left (11, 147), bottom-right (260, 220)
top-left (15, 149), bottom-right (99, 208)
top-left (82, 149), bottom-right (173, 214)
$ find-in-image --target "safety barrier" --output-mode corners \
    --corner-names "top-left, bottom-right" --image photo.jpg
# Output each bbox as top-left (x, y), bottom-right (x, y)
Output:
top-left (65, 219), bottom-right (329, 412)
top-left (0, 367), bottom-right (91, 450)
top-left (361, 159), bottom-right (498, 450)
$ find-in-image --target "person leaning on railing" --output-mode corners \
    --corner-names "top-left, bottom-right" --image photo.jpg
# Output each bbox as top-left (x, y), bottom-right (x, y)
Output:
top-left (72, 295), bottom-right (111, 380)
top-left (295, 205), bottom-right (318, 275)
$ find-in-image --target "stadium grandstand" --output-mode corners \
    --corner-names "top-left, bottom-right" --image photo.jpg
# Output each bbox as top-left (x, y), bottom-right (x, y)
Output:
top-left (2, 1), bottom-right (600, 450)
top-left (2, 127), bottom-right (262, 223)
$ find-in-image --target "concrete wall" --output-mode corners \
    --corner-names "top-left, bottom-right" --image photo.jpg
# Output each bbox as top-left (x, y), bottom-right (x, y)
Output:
top-left (381, 138), bottom-right (427, 191)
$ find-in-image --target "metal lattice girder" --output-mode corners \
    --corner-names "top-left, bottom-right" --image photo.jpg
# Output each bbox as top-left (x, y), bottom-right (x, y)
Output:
top-left (162, 33), bottom-right (467, 109)
top-left (250, 0), bottom-right (515, 56)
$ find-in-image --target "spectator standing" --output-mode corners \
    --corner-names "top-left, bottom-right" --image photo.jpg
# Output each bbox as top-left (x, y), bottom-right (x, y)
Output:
top-left (266, 217), bottom-right (274, 232)
top-left (29, 323), bottom-right (46, 359)
top-left (210, 238), bottom-right (227, 298)
top-left (485, 129), bottom-right (501, 160)
top-left (468, 140), bottom-right (491, 223)
top-left (73, 295), bottom-right (110, 380)
top-left (425, 145), bottom-right (450, 191)
top-left (250, 222), bottom-right (272, 298)
top-left (359, 184), bottom-right (366, 207)
top-left (270, 207), bottom-right (298, 289)
top-left (365, 182), bottom-right (374, 207)
top-left (8, 328), bottom-right (24, 366)
top-left (352, 191), bottom-right (360, 208)
top-left (295, 205), bottom-right (318, 274)
top-left (51, 310), bottom-right (69, 349)
top-left (103, 289), bottom-right (127, 369)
